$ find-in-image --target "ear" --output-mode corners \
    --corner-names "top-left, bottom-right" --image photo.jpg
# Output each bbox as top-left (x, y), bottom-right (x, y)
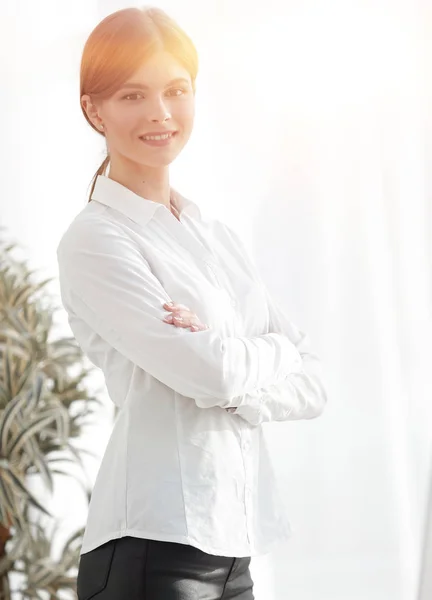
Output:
top-left (81, 94), bottom-right (103, 129)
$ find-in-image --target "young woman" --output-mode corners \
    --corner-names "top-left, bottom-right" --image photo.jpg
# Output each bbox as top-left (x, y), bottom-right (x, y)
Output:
top-left (56, 6), bottom-right (327, 599)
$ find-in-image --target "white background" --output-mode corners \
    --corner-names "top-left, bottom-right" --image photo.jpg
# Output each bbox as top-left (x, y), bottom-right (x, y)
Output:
top-left (1, 1), bottom-right (432, 599)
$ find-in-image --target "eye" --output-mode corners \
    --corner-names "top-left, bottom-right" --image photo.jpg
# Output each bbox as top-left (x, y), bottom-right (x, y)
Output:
top-left (166, 87), bottom-right (188, 97)
top-left (123, 93), bottom-right (143, 101)
top-left (122, 88), bottom-right (188, 101)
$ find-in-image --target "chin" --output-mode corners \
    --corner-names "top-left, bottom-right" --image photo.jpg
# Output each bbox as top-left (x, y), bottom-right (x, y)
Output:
top-left (140, 154), bottom-right (179, 168)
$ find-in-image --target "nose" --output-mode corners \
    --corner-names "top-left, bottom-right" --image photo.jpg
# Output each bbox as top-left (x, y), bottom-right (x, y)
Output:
top-left (147, 95), bottom-right (172, 123)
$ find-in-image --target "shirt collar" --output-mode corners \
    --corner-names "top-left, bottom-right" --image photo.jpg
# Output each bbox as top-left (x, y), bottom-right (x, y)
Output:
top-left (90, 174), bottom-right (202, 227)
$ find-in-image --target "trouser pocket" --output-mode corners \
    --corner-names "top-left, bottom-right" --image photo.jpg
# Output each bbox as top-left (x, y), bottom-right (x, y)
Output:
top-left (77, 539), bottom-right (117, 600)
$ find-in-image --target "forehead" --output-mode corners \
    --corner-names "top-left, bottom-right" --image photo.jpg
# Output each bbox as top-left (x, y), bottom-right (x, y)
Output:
top-left (126, 50), bottom-right (191, 85)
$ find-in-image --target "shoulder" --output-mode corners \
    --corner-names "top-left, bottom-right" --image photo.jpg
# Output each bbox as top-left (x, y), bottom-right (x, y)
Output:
top-left (56, 201), bottom-right (125, 263)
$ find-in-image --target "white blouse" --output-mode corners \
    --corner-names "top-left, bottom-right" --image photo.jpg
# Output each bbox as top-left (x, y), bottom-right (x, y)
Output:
top-left (56, 174), bottom-right (327, 558)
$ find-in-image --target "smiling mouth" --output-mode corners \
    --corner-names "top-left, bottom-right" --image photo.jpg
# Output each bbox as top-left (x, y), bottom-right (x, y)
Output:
top-left (139, 131), bottom-right (178, 147)
top-left (140, 131), bottom-right (177, 141)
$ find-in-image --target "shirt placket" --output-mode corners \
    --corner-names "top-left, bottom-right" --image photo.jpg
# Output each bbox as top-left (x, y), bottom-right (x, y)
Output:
top-left (239, 429), bottom-right (255, 547)
top-left (203, 259), bottom-right (238, 310)
top-left (179, 215), bottom-right (238, 310)
top-left (204, 248), bottom-right (254, 546)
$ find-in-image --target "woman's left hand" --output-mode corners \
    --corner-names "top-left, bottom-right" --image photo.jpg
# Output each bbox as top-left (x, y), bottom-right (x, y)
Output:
top-left (162, 302), bottom-right (209, 332)
top-left (163, 301), bottom-right (236, 412)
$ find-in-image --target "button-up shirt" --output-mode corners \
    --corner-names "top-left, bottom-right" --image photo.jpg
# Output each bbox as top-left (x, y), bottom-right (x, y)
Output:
top-left (56, 174), bottom-right (327, 558)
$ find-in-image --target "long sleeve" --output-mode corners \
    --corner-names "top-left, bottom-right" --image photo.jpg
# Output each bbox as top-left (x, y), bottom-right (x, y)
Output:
top-left (221, 225), bottom-right (328, 426)
top-left (57, 219), bottom-right (303, 409)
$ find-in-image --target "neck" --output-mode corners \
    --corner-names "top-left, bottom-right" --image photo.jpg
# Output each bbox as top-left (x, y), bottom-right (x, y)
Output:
top-left (107, 159), bottom-right (171, 209)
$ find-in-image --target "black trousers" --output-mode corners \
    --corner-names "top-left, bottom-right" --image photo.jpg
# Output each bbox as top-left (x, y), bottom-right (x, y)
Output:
top-left (77, 536), bottom-right (255, 599)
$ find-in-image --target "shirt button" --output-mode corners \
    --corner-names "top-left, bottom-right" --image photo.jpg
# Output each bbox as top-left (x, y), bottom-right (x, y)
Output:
top-left (230, 298), bottom-right (237, 307)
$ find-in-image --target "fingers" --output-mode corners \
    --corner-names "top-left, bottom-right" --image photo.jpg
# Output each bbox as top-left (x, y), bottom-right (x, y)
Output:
top-left (162, 302), bottom-right (209, 331)
top-left (163, 302), bottom-right (188, 311)
top-left (168, 314), bottom-right (208, 330)
top-left (163, 312), bottom-right (200, 327)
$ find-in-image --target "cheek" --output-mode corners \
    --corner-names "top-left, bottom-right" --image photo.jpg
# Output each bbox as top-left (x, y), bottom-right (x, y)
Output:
top-left (113, 110), bottom-right (139, 132)
top-left (174, 101), bottom-right (195, 129)
top-left (105, 101), bottom-right (141, 132)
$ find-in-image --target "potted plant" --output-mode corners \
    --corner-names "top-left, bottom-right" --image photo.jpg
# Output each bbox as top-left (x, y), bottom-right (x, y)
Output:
top-left (0, 232), bottom-right (103, 599)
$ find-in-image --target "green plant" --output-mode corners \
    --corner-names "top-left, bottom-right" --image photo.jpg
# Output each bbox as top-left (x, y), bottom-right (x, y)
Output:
top-left (0, 233), bottom-right (103, 599)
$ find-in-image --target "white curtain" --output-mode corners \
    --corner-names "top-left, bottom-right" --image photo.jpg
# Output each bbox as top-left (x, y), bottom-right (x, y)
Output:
top-left (1, 1), bottom-right (431, 599)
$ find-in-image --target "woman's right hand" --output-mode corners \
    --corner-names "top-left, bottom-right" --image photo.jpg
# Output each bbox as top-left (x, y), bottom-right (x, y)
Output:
top-left (162, 301), bottom-right (209, 332)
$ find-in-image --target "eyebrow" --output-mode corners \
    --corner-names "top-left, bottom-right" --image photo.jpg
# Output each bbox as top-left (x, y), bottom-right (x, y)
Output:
top-left (120, 78), bottom-right (191, 90)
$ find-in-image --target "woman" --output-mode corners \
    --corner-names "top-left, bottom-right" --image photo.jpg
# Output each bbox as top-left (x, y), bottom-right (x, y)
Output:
top-left (56, 6), bottom-right (327, 600)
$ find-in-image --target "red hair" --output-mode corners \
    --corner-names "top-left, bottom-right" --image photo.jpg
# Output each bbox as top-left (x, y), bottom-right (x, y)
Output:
top-left (80, 6), bottom-right (199, 202)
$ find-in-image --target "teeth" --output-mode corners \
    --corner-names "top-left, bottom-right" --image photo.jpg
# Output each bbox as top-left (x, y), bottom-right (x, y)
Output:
top-left (142, 133), bottom-right (173, 141)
